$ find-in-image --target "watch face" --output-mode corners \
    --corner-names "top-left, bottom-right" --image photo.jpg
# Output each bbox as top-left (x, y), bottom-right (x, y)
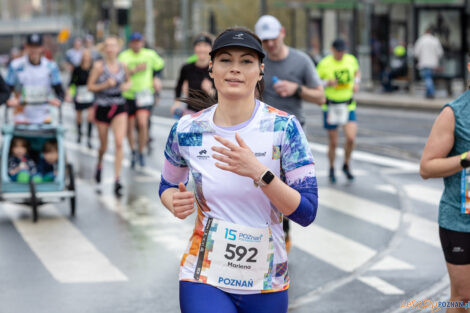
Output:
top-left (262, 170), bottom-right (275, 184)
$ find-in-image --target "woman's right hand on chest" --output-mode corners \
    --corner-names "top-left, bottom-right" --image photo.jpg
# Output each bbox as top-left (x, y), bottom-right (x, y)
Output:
top-left (172, 182), bottom-right (196, 219)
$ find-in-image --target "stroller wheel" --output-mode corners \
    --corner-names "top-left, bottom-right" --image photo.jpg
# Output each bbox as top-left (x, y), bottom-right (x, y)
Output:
top-left (67, 163), bottom-right (76, 217)
top-left (29, 178), bottom-right (38, 223)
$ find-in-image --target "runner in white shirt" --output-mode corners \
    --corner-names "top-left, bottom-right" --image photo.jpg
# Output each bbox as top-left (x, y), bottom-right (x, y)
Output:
top-left (159, 27), bottom-right (318, 313)
top-left (5, 33), bottom-right (64, 124)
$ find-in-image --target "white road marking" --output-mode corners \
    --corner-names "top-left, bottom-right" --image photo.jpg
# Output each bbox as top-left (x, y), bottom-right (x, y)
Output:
top-left (291, 222), bottom-right (375, 272)
top-left (321, 187), bottom-right (400, 231)
top-left (376, 184), bottom-right (398, 194)
top-left (291, 223), bottom-right (411, 273)
top-left (369, 256), bottom-right (415, 271)
top-left (320, 187), bottom-right (440, 247)
top-left (2, 202), bottom-right (127, 283)
top-left (403, 184), bottom-right (442, 206)
top-left (358, 276), bottom-right (405, 295)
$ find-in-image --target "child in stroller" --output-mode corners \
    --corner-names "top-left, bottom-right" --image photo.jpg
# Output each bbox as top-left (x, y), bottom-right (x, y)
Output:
top-left (37, 140), bottom-right (58, 182)
top-left (8, 137), bottom-right (41, 183)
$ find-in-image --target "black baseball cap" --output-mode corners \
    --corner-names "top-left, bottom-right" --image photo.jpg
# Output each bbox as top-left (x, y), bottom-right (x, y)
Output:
top-left (332, 38), bottom-right (346, 52)
top-left (27, 33), bottom-right (43, 46)
top-left (193, 34), bottom-right (213, 46)
top-left (209, 30), bottom-right (265, 60)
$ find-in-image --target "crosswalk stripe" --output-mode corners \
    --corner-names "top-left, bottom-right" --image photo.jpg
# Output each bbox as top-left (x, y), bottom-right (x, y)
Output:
top-left (403, 184), bottom-right (442, 206)
top-left (2, 202), bottom-right (128, 283)
top-left (369, 256), bottom-right (415, 271)
top-left (321, 187), bottom-right (440, 247)
top-left (291, 222), bottom-right (375, 272)
top-left (358, 276), bottom-right (405, 295)
top-left (321, 187), bottom-right (400, 231)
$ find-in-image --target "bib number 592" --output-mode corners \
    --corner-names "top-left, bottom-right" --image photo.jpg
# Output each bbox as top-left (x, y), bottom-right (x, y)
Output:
top-left (224, 243), bottom-right (258, 263)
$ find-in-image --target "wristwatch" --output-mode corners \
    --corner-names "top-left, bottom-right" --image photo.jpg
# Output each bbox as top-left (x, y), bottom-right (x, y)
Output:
top-left (461, 152), bottom-right (470, 168)
top-left (253, 169), bottom-right (275, 187)
top-left (295, 84), bottom-right (302, 98)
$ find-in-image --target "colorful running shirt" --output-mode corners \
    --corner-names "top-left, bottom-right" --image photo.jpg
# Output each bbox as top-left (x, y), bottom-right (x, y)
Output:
top-left (316, 54), bottom-right (359, 109)
top-left (5, 56), bottom-right (62, 123)
top-left (118, 48), bottom-right (164, 100)
top-left (161, 100), bottom-right (316, 294)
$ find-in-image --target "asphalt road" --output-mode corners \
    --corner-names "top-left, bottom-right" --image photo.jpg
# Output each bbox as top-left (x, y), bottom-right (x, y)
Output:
top-left (0, 91), bottom-right (450, 313)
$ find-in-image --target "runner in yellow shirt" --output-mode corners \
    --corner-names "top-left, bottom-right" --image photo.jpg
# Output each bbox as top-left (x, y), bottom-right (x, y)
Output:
top-left (119, 32), bottom-right (165, 168)
top-left (316, 39), bottom-right (360, 183)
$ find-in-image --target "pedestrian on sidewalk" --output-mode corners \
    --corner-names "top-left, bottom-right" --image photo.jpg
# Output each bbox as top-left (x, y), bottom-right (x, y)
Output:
top-left (254, 15), bottom-right (325, 252)
top-left (316, 38), bottom-right (361, 184)
top-left (420, 58), bottom-right (470, 313)
top-left (414, 27), bottom-right (444, 99)
top-left (118, 32), bottom-right (165, 168)
top-left (87, 36), bottom-right (131, 197)
top-left (159, 27), bottom-right (318, 313)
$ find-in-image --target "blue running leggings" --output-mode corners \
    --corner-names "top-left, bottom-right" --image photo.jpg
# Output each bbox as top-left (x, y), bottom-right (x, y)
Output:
top-left (179, 281), bottom-right (288, 313)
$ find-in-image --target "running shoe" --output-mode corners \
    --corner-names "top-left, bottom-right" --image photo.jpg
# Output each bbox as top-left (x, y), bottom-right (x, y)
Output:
top-left (114, 180), bottom-right (123, 197)
top-left (138, 153), bottom-right (145, 167)
top-left (95, 167), bottom-right (102, 183)
top-left (342, 163), bottom-right (354, 181)
top-left (329, 167), bottom-right (336, 183)
top-left (130, 150), bottom-right (137, 169)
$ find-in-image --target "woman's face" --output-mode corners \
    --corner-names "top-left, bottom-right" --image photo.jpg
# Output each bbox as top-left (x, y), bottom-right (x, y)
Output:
top-left (210, 47), bottom-right (264, 100)
top-left (194, 42), bottom-right (211, 62)
top-left (81, 50), bottom-right (92, 66)
top-left (104, 38), bottom-right (119, 58)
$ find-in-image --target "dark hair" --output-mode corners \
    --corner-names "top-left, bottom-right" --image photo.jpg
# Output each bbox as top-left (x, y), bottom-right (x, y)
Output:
top-left (43, 140), bottom-right (58, 153)
top-left (179, 27), bottom-right (265, 112)
top-left (193, 32), bottom-right (214, 47)
top-left (9, 137), bottom-right (29, 155)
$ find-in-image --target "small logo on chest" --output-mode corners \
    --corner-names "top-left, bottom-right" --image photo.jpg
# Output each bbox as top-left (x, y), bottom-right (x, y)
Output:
top-left (255, 152), bottom-right (267, 157)
top-left (197, 149), bottom-right (210, 160)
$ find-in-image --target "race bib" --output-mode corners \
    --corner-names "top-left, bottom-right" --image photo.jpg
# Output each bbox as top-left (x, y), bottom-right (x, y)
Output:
top-left (327, 103), bottom-right (349, 125)
top-left (194, 218), bottom-right (274, 291)
top-left (76, 86), bottom-right (95, 103)
top-left (136, 89), bottom-right (154, 107)
top-left (22, 86), bottom-right (49, 104)
top-left (461, 168), bottom-right (470, 214)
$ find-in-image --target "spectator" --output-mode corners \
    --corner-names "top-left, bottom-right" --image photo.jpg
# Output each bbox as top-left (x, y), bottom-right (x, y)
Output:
top-left (414, 27), bottom-right (444, 99)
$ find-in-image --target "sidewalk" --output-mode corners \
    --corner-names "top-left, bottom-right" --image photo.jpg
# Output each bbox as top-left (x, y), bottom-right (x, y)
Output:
top-left (354, 91), bottom-right (451, 111)
top-left (162, 79), bottom-right (456, 111)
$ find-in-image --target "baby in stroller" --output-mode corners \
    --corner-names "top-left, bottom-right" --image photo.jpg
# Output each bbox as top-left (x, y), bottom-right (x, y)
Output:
top-left (8, 137), bottom-right (40, 183)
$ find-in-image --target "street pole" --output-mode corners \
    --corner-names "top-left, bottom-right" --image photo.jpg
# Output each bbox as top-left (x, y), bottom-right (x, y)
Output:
top-left (145, 0), bottom-right (155, 48)
top-left (260, 0), bottom-right (267, 16)
top-left (1, 0), bottom-right (9, 19)
top-left (181, 0), bottom-right (189, 52)
top-left (358, 0), bottom-right (372, 90)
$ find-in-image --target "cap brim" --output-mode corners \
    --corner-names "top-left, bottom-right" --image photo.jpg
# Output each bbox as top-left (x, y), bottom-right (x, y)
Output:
top-left (210, 42), bottom-right (265, 59)
top-left (257, 30), bottom-right (280, 41)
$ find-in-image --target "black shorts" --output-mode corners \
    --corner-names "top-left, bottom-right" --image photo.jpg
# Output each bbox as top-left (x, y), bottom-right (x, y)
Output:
top-left (126, 99), bottom-right (152, 118)
top-left (74, 101), bottom-right (93, 111)
top-left (439, 226), bottom-right (470, 265)
top-left (95, 104), bottom-right (127, 124)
